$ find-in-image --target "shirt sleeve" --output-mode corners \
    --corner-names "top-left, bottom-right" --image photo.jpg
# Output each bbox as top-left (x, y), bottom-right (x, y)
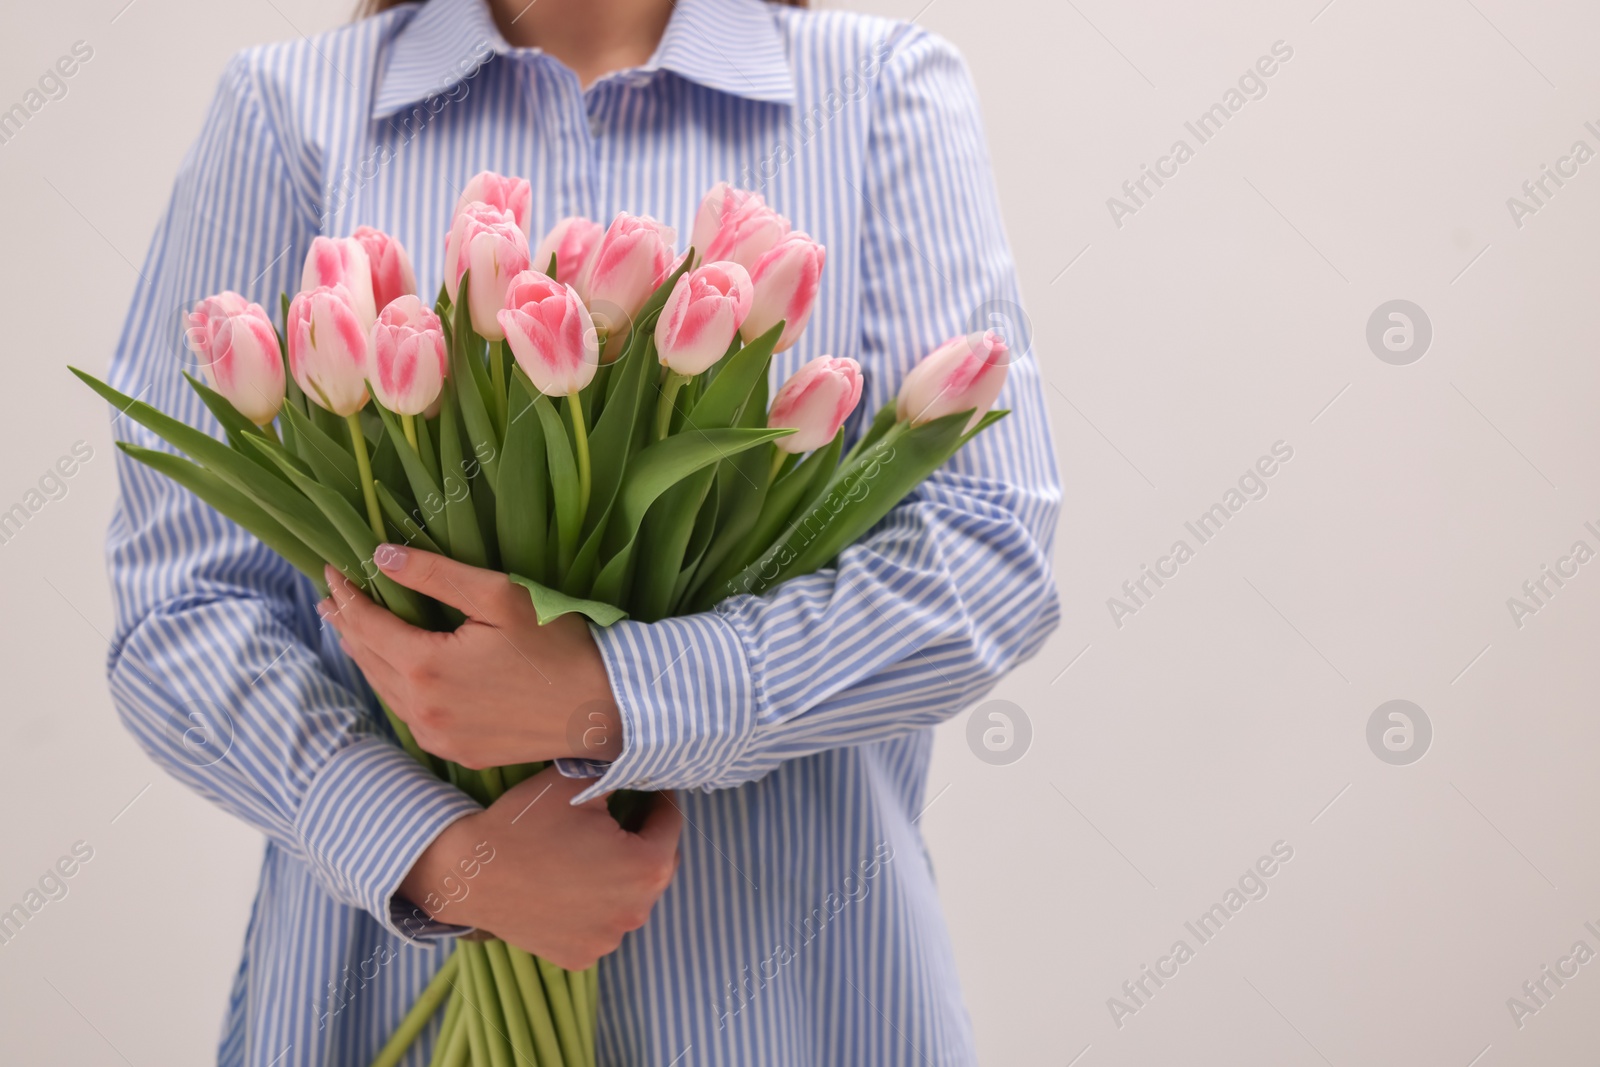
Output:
top-left (103, 53), bottom-right (480, 939)
top-left (566, 28), bottom-right (1062, 797)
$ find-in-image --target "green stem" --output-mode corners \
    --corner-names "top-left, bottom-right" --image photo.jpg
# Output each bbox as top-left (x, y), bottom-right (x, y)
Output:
top-left (403, 412), bottom-right (419, 453)
top-left (428, 986), bottom-right (464, 1067)
top-left (460, 942), bottom-right (490, 1067)
top-left (377, 695), bottom-right (430, 769)
top-left (368, 951), bottom-right (459, 1067)
top-left (508, 946), bottom-right (566, 1067)
top-left (346, 412), bottom-right (386, 541)
top-left (568, 966), bottom-right (595, 1066)
top-left (586, 965), bottom-right (599, 1055)
top-left (260, 420), bottom-right (281, 444)
top-left (491, 339), bottom-right (509, 429)
top-left (485, 941), bottom-right (538, 1066)
top-left (567, 391), bottom-right (591, 517)
top-left (463, 941), bottom-right (514, 1067)
top-left (653, 371), bottom-right (687, 440)
top-left (538, 955), bottom-right (586, 1065)
top-left (768, 448), bottom-right (788, 484)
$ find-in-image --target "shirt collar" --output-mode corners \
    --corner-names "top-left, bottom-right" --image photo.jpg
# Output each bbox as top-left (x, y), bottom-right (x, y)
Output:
top-left (372, 0), bottom-right (795, 119)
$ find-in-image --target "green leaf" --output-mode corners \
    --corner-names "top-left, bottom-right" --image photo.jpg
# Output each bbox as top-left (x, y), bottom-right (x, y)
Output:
top-left (437, 377), bottom-right (489, 568)
top-left (590, 426), bottom-right (792, 605)
top-left (717, 410), bottom-right (1006, 603)
top-left (582, 330), bottom-right (654, 541)
top-left (417, 414), bottom-right (442, 489)
top-left (181, 371), bottom-right (270, 452)
top-left (534, 393), bottom-right (582, 579)
top-left (508, 574), bottom-right (627, 627)
top-left (630, 465), bottom-right (715, 621)
top-left (371, 404), bottom-right (451, 553)
top-left (452, 271), bottom-right (504, 474)
top-left (245, 438), bottom-right (437, 629)
top-left (375, 480), bottom-right (444, 555)
top-left (841, 400), bottom-right (899, 467)
top-left (687, 322), bottom-right (782, 429)
top-left (72, 367), bottom-right (366, 584)
top-left (497, 371), bottom-right (549, 584)
top-left (278, 396), bottom-right (364, 513)
top-left (116, 442), bottom-right (327, 589)
top-left (670, 475), bottom-right (720, 614)
top-left (777, 428), bottom-right (846, 535)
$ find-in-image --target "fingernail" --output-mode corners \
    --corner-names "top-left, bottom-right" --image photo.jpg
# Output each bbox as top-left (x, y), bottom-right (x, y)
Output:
top-left (316, 599), bottom-right (334, 620)
top-left (374, 544), bottom-right (408, 572)
top-left (324, 564), bottom-right (341, 588)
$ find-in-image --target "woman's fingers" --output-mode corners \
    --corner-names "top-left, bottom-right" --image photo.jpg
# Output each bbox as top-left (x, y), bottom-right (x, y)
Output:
top-left (372, 544), bottom-right (523, 624)
top-left (319, 565), bottom-right (436, 668)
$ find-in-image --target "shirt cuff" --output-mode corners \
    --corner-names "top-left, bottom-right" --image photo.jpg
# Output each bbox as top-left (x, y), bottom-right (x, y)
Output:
top-left (563, 612), bottom-right (757, 800)
top-left (294, 734), bottom-right (482, 941)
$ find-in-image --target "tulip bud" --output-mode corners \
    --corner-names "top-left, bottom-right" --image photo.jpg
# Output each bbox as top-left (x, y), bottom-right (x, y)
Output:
top-left (287, 285), bottom-right (370, 416)
top-left (654, 261), bottom-right (753, 376)
top-left (767, 355), bottom-right (863, 454)
top-left (301, 236), bottom-right (378, 329)
top-left (444, 201), bottom-right (531, 341)
top-left (368, 295), bottom-right (448, 416)
top-left (185, 292), bottom-right (286, 426)
top-left (895, 330), bottom-right (1010, 432)
top-left (741, 232), bottom-right (825, 353)
top-left (351, 226), bottom-right (418, 312)
top-left (532, 216), bottom-right (604, 289)
top-left (698, 186), bottom-right (790, 272)
top-left (577, 212), bottom-right (676, 349)
top-left (451, 170), bottom-right (533, 238)
top-left (497, 271), bottom-right (600, 397)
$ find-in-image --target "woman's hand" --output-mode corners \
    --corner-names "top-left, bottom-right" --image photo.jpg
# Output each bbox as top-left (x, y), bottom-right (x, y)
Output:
top-left (319, 545), bottom-right (623, 769)
top-left (400, 767), bottom-right (683, 969)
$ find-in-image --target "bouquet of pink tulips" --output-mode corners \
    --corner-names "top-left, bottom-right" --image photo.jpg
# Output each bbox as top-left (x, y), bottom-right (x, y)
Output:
top-left (74, 175), bottom-right (1009, 1067)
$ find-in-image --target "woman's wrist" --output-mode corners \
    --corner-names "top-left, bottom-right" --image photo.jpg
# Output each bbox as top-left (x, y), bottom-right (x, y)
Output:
top-left (397, 812), bottom-right (489, 929)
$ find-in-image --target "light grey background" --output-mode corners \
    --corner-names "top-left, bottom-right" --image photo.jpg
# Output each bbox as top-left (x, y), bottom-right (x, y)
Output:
top-left (2, 0), bottom-right (1597, 1063)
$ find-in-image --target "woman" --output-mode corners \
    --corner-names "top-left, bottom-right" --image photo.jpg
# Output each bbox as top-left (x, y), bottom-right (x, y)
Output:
top-left (104, 0), bottom-right (1060, 1062)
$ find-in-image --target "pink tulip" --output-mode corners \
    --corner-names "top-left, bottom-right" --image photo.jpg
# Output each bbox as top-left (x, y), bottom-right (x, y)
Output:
top-left (351, 226), bottom-right (417, 312)
top-left (451, 171), bottom-right (533, 238)
top-left (767, 356), bottom-right (863, 454)
top-left (368, 296), bottom-right (447, 416)
top-left (895, 330), bottom-right (1010, 432)
top-left (301, 236), bottom-right (378, 329)
top-left (444, 201), bottom-right (531, 342)
top-left (741, 232), bottom-right (825, 353)
top-left (698, 187), bottom-right (790, 272)
top-left (185, 292), bottom-right (286, 426)
top-left (532, 216), bottom-right (603, 289)
top-left (654, 262), bottom-right (754, 376)
top-left (287, 285), bottom-right (370, 416)
top-left (497, 271), bottom-right (600, 397)
top-left (577, 212), bottom-right (676, 348)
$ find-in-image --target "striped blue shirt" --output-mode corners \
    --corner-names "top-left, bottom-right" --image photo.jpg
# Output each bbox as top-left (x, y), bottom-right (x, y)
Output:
top-left (102, 0), bottom-right (1060, 1062)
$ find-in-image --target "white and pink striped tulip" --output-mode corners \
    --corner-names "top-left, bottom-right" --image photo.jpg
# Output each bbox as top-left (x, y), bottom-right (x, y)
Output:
top-left (351, 226), bottom-right (417, 312)
top-left (300, 236), bottom-right (378, 329)
top-left (497, 271), bottom-right (600, 397)
top-left (577, 212), bottom-right (677, 348)
top-left (532, 216), bottom-right (603, 288)
top-left (654, 261), bottom-right (753, 376)
top-left (741, 231), bottom-right (825, 353)
top-left (895, 330), bottom-right (1010, 432)
top-left (451, 170), bottom-right (533, 238)
top-left (185, 292), bottom-right (286, 426)
top-left (444, 201), bottom-right (531, 342)
top-left (767, 356), bottom-right (863, 454)
top-left (287, 285), bottom-right (370, 416)
top-left (367, 296), bottom-right (447, 416)
top-left (697, 186), bottom-right (790, 272)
